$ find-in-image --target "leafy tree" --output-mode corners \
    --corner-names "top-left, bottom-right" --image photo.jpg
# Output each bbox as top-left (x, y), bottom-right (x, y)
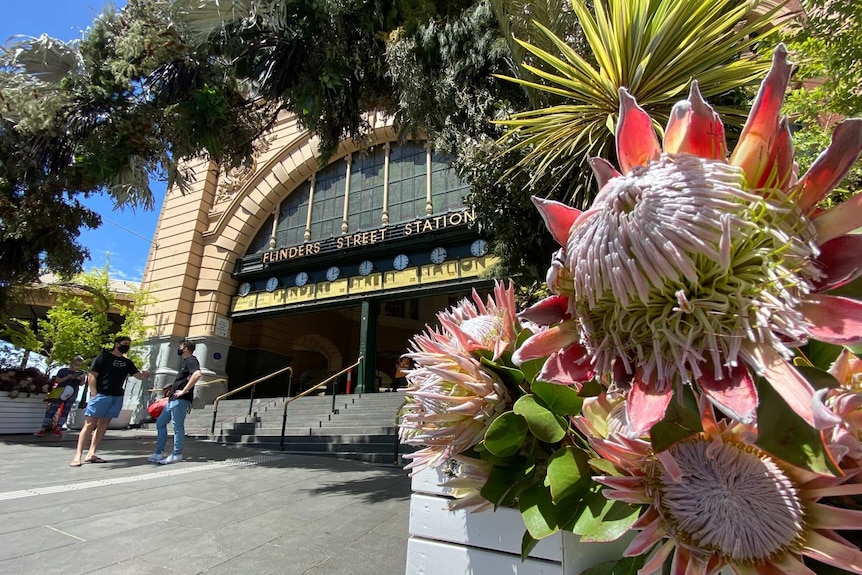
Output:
top-left (37, 266), bottom-right (154, 368)
top-left (782, 0), bottom-right (862, 207)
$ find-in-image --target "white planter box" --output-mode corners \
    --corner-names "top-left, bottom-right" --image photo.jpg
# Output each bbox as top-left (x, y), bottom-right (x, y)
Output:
top-left (67, 408), bottom-right (133, 430)
top-left (0, 395), bottom-right (46, 435)
top-left (407, 467), bottom-right (633, 575)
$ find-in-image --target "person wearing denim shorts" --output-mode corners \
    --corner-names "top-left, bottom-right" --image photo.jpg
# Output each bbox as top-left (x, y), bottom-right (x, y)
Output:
top-left (149, 339), bottom-right (202, 465)
top-left (70, 336), bottom-right (149, 467)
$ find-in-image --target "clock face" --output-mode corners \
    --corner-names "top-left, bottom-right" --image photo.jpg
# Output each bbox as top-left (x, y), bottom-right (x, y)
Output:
top-left (295, 271), bottom-right (309, 287)
top-left (430, 247), bottom-right (447, 264)
top-left (358, 260), bottom-right (374, 276)
top-left (326, 266), bottom-right (341, 281)
top-left (393, 254), bottom-right (410, 271)
top-left (471, 239), bottom-right (489, 257)
top-left (237, 282), bottom-right (252, 297)
top-left (265, 277), bottom-right (279, 292)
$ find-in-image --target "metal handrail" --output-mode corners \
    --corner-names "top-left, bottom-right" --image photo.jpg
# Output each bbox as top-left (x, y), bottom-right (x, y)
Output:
top-left (210, 366), bottom-right (293, 434)
top-left (280, 357), bottom-right (363, 451)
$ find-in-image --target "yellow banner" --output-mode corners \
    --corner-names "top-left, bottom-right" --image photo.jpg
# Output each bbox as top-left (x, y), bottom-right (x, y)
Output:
top-left (460, 256), bottom-right (498, 278)
top-left (285, 285), bottom-right (316, 304)
top-left (420, 262), bottom-right (459, 284)
top-left (315, 279), bottom-right (349, 300)
top-left (256, 289), bottom-right (286, 308)
top-left (383, 268), bottom-right (419, 289)
top-left (349, 273), bottom-right (382, 294)
top-left (231, 294), bottom-right (257, 312)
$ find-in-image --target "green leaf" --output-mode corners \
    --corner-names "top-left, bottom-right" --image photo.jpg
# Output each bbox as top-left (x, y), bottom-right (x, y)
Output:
top-left (572, 487), bottom-right (641, 542)
top-left (799, 340), bottom-right (844, 371)
top-left (650, 385), bottom-right (702, 453)
top-left (754, 377), bottom-right (842, 476)
top-left (520, 356), bottom-right (547, 387)
top-left (480, 458), bottom-right (533, 508)
top-left (533, 380), bottom-right (585, 416)
top-left (795, 365), bottom-right (841, 391)
top-left (521, 530), bottom-right (540, 561)
top-left (480, 355), bottom-right (525, 389)
top-left (579, 556), bottom-right (646, 575)
top-left (484, 412), bottom-right (529, 457)
top-left (578, 380), bottom-right (604, 397)
top-left (519, 482), bottom-right (559, 540)
top-left (514, 395), bottom-right (567, 443)
top-left (546, 446), bottom-right (593, 502)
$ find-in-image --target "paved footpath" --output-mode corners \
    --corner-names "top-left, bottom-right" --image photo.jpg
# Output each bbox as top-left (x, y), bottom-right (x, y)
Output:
top-left (0, 430), bottom-right (411, 575)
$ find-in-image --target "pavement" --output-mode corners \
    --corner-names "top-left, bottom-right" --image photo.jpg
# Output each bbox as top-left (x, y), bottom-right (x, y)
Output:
top-left (0, 429), bottom-right (412, 575)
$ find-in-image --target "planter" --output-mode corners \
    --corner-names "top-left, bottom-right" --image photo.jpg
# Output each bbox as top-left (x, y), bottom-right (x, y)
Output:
top-left (406, 467), bottom-right (633, 575)
top-left (0, 395), bottom-right (46, 435)
top-left (67, 408), bottom-right (133, 430)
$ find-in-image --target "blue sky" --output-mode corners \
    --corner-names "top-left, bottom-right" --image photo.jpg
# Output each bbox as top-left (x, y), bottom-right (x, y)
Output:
top-left (2, 0), bottom-right (163, 283)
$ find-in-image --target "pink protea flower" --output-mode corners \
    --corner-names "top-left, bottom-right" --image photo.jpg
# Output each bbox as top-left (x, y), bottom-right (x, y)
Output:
top-left (399, 282), bottom-right (517, 473)
top-left (515, 44), bottom-right (862, 435)
top-left (816, 349), bottom-right (862, 467)
top-left (574, 396), bottom-right (862, 574)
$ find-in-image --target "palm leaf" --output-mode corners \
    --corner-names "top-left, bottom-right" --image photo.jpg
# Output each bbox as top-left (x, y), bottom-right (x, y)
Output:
top-left (495, 0), bottom-right (785, 207)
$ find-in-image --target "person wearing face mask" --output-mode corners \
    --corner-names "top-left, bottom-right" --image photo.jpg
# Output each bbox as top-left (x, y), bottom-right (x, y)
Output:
top-left (148, 339), bottom-right (202, 465)
top-left (70, 336), bottom-right (149, 467)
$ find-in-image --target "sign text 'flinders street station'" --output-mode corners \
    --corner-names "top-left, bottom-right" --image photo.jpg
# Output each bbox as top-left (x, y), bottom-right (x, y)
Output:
top-left (261, 208), bottom-right (475, 265)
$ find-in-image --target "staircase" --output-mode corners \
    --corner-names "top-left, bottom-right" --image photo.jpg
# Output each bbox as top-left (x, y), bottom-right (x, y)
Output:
top-left (183, 392), bottom-right (411, 464)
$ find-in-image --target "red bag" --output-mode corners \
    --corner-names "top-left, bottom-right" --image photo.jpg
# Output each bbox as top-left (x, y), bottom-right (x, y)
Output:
top-left (148, 397), bottom-right (169, 419)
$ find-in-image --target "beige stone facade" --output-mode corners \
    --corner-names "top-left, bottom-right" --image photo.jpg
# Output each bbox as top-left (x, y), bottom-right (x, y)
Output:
top-left (137, 111), bottom-right (494, 422)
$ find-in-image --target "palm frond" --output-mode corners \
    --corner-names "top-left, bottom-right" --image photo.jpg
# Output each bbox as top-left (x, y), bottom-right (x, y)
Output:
top-left (495, 0), bottom-right (785, 206)
top-left (1, 34), bottom-right (84, 84)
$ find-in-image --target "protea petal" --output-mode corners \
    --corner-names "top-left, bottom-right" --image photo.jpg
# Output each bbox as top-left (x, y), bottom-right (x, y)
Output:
top-left (511, 321), bottom-right (580, 364)
top-left (813, 183), bottom-right (862, 244)
top-left (588, 157), bottom-right (621, 195)
top-left (801, 531), bottom-right (862, 573)
top-left (743, 342), bottom-right (816, 428)
top-left (808, 503), bottom-right (862, 530)
top-left (696, 363), bottom-right (758, 424)
top-left (730, 44), bottom-right (792, 184)
top-left (519, 295), bottom-right (570, 326)
top-left (663, 81), bottom-right (727, 161)
top-left (537, 344), bottom-right (595, 386)
top-left (530, 196), bottom-right (582, 247)
top-left (795, 119), bottom-right (862, 212)
top-left (812, 235), bottom-right (862, 291)
top-left (828, 348), bottom-right (862, 383)
top-left (626, 375), bottom-right (674, 436)
top-left (616, 87), bottom-right (660, 174)
top-left (798, 294), bottom-right (862, 346)
top-left (752, 116), bottom-right (794, 190)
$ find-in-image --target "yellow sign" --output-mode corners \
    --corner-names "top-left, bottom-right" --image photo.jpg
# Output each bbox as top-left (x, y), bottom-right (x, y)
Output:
top-left (420, 262), bottom-right (459, 284)
top-left (316, 279), bottom-right (349, 300)
top-left (285, 285), bottom-right (316, 304)
top-left (383, 268), bottom-right (419, 289)
top-left (349, 273), bottom-right (382, 295)
top-left (256, 289), bottom-right (286, 308)
top-left (231, 294), bottom-right (257, 312)
top-left (460, 256), bottom-right (497, 278)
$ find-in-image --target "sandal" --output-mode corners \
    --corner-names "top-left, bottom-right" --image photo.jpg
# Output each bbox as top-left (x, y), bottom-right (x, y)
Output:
top-left (69, 461), bottom-right (82, 467)
top-left (84, 456), bottom-right (108, 464)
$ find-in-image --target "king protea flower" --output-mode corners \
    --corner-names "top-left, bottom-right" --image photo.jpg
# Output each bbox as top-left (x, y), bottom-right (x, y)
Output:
top-left (514, 44), bottom-right (862, 435)
top-left (816, 349), bottom-right (862, 468)
top-left (574, 395), bottom-right (862, 574)
top-left (399, 282), bottom-right (517, 473)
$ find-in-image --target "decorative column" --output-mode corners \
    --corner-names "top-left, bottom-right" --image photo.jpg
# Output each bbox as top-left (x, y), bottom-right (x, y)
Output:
top-left (425, 142), bottom-right (433, 215)
top-left (382, 142), bottom-right (391, 225)
top-left (305, 172), bottom-right (316, 241)
top-left (342, 155), bottom-right (352, 234)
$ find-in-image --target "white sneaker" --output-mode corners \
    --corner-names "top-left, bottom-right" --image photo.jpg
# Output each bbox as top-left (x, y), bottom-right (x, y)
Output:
top-left (147, 452), bottom-right (165, 463)
top-left (158, 454), bottom-right (182, 465)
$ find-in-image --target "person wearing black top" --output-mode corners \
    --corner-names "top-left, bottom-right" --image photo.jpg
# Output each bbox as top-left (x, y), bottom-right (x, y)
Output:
top-left (70, 336), bottom-right (149, 467)
top-left (149, 339), bottom-right (202, 465)
top-left (36, 355), bottom-right (86, 437)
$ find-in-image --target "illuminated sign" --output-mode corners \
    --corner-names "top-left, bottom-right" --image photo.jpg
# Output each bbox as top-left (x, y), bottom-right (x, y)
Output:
top-left (260, 208), bottom-right (475, 265)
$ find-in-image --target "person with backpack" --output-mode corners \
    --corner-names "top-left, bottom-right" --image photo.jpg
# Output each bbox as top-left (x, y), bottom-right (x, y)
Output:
top-left (35, 356), bottom-right (86, 438)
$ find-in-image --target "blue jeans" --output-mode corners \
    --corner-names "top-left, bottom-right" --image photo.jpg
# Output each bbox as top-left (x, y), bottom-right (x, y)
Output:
top-left (155, 398), bottom-right (190, 456)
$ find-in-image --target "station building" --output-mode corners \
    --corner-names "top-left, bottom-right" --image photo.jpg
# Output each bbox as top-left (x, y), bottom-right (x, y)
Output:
top-left (135, 113), bottom-right (496, 421)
